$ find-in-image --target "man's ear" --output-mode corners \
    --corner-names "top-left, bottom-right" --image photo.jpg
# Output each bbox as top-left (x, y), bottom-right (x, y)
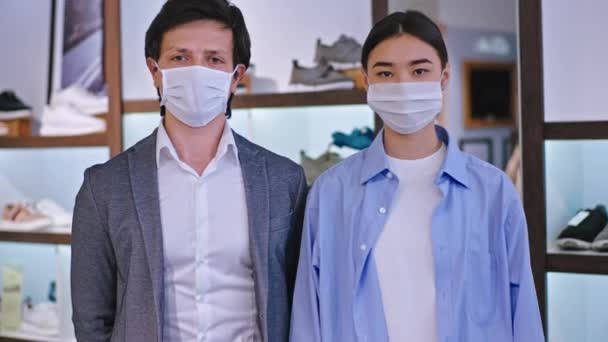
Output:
top-left (146, 57), bottom-right (162, 89)
top-left (229, 64), bottom-right (246, 94)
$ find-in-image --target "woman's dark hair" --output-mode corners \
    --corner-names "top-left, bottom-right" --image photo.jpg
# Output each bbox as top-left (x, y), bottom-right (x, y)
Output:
top-left (145, 0), bottom-right (251, 118)
top-left (362, 10), bottom-right (448, 70)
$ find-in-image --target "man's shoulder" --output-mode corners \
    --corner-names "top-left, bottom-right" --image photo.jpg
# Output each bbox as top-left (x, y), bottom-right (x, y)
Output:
top-left (86, 131), bottom-right (156, 183)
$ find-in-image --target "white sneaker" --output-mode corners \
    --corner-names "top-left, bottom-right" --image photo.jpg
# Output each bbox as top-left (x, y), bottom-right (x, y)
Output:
top-left (0, 121), bottom-right (8, 136)
top-left (51, 86), bottom-right (108, 116)
top-left (20, 302), bottom-right (60, 337)
top-left (39, 105), bottom-right (106, 136)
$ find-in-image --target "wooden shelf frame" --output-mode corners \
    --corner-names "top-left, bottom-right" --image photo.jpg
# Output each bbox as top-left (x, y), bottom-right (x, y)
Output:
top-left (544, 121), bottom-right (608, 140)
top-left (546, 253), bottom-right (608, 275)
top-left (0, 133), bottom-right (107, 149)
top-left (519, 0), bottom-right (547, 328)
top-left (0, 231), bottom-right (71, 245)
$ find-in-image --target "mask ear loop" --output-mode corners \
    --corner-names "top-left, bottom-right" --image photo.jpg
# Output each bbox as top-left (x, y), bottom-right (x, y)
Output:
top-left (154, 61), bottom-right (166, 116)
top-left (226, 65), bottom-right (244, 120)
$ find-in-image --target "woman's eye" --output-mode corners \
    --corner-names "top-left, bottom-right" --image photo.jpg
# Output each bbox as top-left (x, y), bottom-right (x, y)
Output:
top-left (413, 69), bottom-right (429, 76)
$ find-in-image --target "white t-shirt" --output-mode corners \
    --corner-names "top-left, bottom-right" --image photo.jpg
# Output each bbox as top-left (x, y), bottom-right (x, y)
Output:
top-left (374, 144), bottom-right (446, 342)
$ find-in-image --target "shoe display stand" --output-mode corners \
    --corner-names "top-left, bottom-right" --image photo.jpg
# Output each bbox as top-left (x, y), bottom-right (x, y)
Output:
top-left (0, 1), bottom-right (388, 341)
top-left (520, 0), bottom-right (608, 336)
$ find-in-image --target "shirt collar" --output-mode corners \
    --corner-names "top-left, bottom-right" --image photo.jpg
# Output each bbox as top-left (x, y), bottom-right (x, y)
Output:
top-left (360, 125), bottom-right (470, 188)
top-left (156, 119), bottom-right (239, 169)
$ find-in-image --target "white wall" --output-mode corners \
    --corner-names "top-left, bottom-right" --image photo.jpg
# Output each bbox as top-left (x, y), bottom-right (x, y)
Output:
top-left (120, 0), bottom-right (164, 100)
top-left (0, 1), bottom-right (53, 119)
top-left (542, 0), bottom-right (608, 122)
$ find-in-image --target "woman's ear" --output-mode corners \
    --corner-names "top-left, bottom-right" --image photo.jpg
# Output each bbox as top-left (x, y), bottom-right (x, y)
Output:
top-left (363, 68), bottom-right (369, 91)
top-left (441, 63), bottom-right (451, 91)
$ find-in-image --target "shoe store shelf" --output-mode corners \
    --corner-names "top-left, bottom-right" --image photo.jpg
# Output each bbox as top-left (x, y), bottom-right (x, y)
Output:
top-left (547, 246), bottom-right (608, 275)
top-left (0, 133), bottom-right (107, 149)
top-left (544, 121), bottom-right (608, 140)
top-left (0, 229), bottom-right (71, 245)
top-left (123, 89), bottom-right (367, 113)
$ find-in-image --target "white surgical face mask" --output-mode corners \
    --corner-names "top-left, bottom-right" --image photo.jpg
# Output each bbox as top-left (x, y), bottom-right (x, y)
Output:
top-left (367, 81), bottom-right (443, 134)
top-left (156, 63), bottom-right (236, 128)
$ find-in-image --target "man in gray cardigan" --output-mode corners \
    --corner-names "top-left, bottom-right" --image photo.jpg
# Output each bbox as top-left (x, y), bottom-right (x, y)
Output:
top-left (70, 1), bottom-right (307, 341)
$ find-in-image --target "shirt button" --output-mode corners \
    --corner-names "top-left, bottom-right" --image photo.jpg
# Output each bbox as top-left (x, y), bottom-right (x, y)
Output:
top-left (379, 207), bottom-right (387, 214)
top-left (360, 244), bottom-right (367, 251)
top-left (196, 295), bottom-right (202, 302)
top-left (386, 172), bottom-right (393, 179)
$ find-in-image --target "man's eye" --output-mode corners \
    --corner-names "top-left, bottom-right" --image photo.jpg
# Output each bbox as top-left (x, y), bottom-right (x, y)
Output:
top-left (377, 71), bottom-right (392, 78)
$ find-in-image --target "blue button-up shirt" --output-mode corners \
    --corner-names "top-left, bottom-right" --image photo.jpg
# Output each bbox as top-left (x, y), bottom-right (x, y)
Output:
top-left (291, 126), bottom-right (544, 342)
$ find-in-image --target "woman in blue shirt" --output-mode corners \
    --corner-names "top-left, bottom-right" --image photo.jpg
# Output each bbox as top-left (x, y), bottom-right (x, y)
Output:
top-left (291, 10), bottom-right (544, 342)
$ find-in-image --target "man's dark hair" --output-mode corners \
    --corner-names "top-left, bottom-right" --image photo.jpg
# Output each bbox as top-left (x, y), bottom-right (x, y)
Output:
top-left (361, 10), bottom-right (448, 70)
top-left (145, 0), bottom-right (251, 118)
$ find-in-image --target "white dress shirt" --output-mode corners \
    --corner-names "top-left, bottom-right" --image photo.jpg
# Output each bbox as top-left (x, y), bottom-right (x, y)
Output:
top-left (156, 120), bottom-right (260, 342)
top-left (374, 144), bottom-right (446, 342)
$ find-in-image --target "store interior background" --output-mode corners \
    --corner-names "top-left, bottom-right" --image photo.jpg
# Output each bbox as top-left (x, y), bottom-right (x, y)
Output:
top-left (0, 0), bottom-right (606, 341)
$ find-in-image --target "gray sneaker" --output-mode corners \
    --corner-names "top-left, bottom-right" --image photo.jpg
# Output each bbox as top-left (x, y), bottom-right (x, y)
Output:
top-left (300, 150), bottom-right (343, 185)
top-left (592, 224), bottom-right (608, 251)
top-left (315, 35), bottom-right (362, 66)
top-left (289, 60), bottom-right (354, 91)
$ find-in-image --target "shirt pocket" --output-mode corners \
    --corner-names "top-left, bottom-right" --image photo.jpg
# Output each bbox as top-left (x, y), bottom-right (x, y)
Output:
top-left (466, 248), bottom-right (497, 324)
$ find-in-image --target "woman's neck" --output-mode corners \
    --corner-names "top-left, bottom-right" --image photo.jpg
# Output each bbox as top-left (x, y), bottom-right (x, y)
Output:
top-left (383, 123), bottom-right (442, 160)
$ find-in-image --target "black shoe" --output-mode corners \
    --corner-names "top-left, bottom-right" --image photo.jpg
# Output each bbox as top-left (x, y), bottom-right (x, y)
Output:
top-left (557, 205), bottom-right (608, 250)
top-left (0, 91), bottom-right (32, 120)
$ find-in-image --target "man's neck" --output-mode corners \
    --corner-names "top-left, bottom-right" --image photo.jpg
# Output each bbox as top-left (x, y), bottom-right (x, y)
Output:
top-left (383, 123), bottom-right (442, 160)
top-left (163, 112), bottom-right (226, 176)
